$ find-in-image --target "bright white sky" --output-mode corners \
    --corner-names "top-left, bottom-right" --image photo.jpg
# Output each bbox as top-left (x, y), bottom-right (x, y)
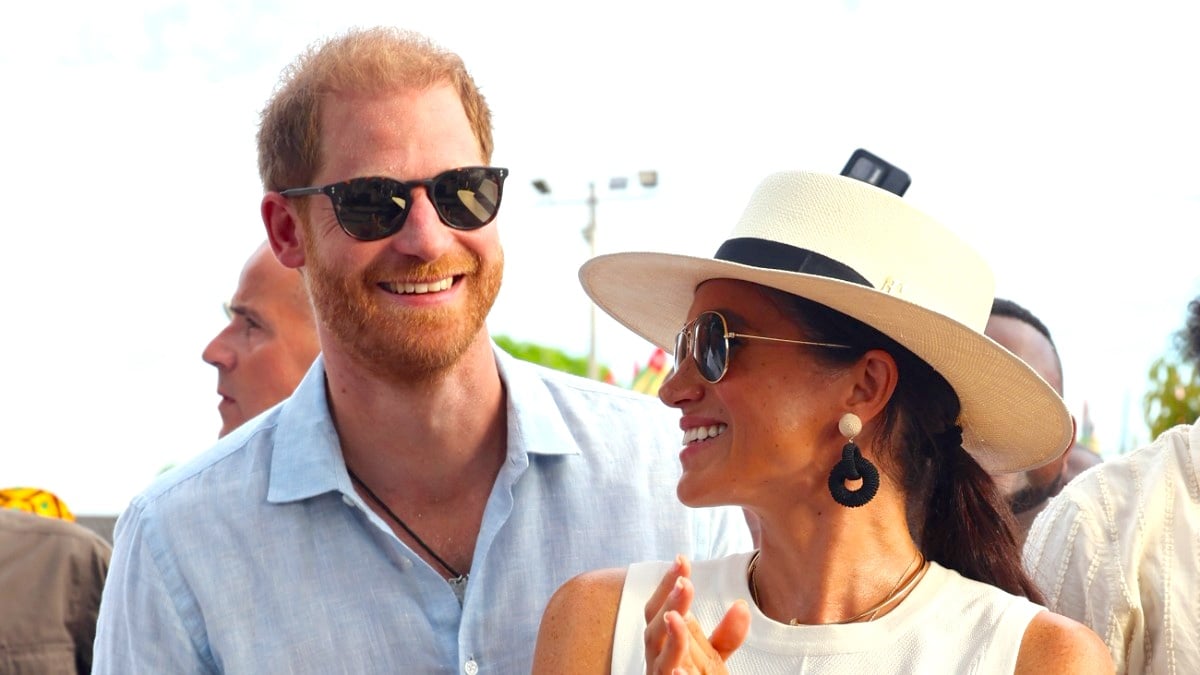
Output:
top-left (2, 0), bottom-right (1197, 514)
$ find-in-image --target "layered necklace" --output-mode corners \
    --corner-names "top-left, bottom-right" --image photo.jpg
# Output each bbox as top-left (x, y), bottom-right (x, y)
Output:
top-left (747, 549), bottom-right (929, 625)
top-left (346, 466), bottom-right (469, 602)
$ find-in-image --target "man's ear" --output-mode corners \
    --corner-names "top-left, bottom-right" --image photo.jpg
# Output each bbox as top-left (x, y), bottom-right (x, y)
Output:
top-left (844, 349), bottom-right (899, 428)
top-left (1053, 414), bottom-right (1080, 473)
top-left (262, 192), bottom-right (306, 269)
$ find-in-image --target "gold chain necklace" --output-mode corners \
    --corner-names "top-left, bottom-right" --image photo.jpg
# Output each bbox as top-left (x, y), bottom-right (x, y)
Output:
top-left (747, 550), bottom-right (929, 625)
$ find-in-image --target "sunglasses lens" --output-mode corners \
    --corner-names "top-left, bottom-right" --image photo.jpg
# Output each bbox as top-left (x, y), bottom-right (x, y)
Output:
top-left (321, 168), bottom-right (507, 240)
top-left (432, 168), bottom-right (506, 230)
top-left (695, 312), bottom-right (728, 382)
top-left (336, 178), bottom-right (408, 240)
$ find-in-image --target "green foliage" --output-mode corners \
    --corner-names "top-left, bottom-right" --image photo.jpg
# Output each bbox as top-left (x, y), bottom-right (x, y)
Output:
top-left (493, 335), bottom-right (614, 382)
top-left (1143, 355), bottom-right (1200, 440)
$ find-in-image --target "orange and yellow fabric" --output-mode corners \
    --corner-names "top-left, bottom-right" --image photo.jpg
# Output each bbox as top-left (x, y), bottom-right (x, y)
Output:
top-left (0, 487), bottom-right (75, 521)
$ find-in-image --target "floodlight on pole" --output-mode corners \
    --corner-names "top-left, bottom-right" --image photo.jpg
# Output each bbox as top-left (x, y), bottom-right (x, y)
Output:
top-left (530, 171), bottom-right (658, 381)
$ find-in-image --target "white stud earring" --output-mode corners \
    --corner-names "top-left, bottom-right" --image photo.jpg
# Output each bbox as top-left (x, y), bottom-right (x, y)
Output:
top-left (838, 412), bottom-right (862, 440)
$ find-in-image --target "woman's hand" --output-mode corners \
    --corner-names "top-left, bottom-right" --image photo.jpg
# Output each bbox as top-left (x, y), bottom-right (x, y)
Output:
top-left (642, 556), bottom-right (751, 674)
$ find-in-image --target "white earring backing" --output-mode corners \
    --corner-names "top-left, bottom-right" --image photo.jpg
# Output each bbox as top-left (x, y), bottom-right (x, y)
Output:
top-left (838, 412), bottom-right (862, 440)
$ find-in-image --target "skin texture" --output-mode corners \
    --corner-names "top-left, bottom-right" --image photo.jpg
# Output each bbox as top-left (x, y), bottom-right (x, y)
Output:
top-left (984, 315), bottom-right (1072, 523)
top-left (259, 83), bottom-right (508, 578)
top-left (533, 567), bottom-right (626, 674)
top-left (533, 280), bottom-right (1113, 674)
top-left (202, 242), bottom-right (319, 437)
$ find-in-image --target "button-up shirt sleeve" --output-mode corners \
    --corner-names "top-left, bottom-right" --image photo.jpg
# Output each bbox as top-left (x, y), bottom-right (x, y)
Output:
top-left (94, 496), bottom-right (215, 674)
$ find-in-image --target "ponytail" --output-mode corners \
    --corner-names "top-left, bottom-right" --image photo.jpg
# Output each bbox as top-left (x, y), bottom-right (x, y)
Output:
top-left (920, 426), bottom-right (1044, 602)
top-left (778, 293), bottom-right (1045, 602)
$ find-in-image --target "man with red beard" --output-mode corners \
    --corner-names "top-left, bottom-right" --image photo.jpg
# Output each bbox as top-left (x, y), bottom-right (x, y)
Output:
top-left (93, 27), bottom-right (750, 675)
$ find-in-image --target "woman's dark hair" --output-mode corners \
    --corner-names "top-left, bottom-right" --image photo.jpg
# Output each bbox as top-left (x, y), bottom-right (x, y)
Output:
top-left (775, 291), bottom-right (1045, 603)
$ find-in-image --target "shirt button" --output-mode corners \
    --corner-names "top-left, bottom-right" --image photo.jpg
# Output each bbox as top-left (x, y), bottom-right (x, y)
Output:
top-left (400, 557), bottom-right (413, 570)
top-left (464, 658), bottom-right (478, 675)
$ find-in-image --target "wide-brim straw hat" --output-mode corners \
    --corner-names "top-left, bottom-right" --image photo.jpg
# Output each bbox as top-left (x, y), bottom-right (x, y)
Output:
top-left (579, 171), bottom-right (1072, 474)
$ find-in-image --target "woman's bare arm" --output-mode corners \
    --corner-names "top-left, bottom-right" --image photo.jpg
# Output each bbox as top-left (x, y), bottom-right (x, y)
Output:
top-left (1015, 610), bottom-right (1114, 674)
top-left (532, 568), bottom-right (627, 675)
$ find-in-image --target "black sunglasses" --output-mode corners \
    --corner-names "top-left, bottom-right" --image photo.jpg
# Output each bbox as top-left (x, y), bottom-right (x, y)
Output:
top-left (280, 166), bottom-right (509, 241)
top-left (674, 310), bottom-right (852, 383)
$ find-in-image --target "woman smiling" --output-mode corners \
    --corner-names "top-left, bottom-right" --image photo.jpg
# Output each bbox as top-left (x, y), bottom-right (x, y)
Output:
top-left (532, 171), bottom-right (1111, 674)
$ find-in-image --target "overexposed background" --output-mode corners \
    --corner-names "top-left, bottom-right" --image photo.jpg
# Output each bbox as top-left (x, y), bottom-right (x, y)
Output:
top-left (3, 0), bottom-right (1197, 514)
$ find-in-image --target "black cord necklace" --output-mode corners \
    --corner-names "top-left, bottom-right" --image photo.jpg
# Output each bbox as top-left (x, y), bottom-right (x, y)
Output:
top-left (345, 466), bottom-right (466, 582)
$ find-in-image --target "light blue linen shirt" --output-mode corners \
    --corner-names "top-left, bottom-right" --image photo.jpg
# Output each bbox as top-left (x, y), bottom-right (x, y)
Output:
top-left (94, 347), bottom-right (751, 674)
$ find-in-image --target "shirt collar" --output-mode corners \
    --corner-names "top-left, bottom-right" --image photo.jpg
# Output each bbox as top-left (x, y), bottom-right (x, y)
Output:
top-left (266, 345), bottom-right (582, 505)
top-left (266, 355), bottom-right (348, 504)
top-left (494, 346), bottom-right (580, 458)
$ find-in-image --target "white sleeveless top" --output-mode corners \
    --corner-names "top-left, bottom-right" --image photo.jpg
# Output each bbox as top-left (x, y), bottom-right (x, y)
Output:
top-left (612, 551), bottom-right (1043, 674)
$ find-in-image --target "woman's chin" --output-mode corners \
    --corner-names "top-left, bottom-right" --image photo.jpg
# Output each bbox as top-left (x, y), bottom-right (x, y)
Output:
top-left (675, 477), bottom-right (724, 508)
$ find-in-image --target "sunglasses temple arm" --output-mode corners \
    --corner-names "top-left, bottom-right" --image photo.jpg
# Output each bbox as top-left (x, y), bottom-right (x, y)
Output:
top-left (278, 187), bottom-right (324, 197)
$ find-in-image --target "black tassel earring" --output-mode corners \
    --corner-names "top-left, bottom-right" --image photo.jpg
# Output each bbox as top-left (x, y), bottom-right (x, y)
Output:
top-left (828, 413), bottom-right (880, 508)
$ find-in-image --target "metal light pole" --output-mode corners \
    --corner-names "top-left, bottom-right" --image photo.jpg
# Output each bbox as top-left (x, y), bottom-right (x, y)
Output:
top-left (532, 172), bottom-right (658, 381)
top-left (583, 181), bottom-right (599, 379)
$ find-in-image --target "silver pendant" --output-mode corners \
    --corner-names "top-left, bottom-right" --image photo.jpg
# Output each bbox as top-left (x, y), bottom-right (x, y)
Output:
top-left (448, 573), bottom-right (468, 605)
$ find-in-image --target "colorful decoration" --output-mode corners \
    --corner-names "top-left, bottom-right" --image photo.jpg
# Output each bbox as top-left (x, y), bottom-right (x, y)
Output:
top-left (631, 347), bottom-right (670, 396)
top-left (0, 487), bottom-right (75, 521)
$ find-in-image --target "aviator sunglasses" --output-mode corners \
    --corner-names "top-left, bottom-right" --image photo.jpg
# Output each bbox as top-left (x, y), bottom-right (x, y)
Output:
top-left (280, 166), bottom-right (509, 241)
top-left (674, 310), bottom-right (852, 383)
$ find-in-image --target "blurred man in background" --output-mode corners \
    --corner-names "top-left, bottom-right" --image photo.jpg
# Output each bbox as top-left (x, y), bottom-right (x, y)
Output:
top-left (1024, 296), bottom-right (1200, 672)
top-left (986, 298), bottom-right (1099, 543)
top-left (1, 500), bottom-right (111, 673)
top-left (202, 241), bottom-right (320, 437)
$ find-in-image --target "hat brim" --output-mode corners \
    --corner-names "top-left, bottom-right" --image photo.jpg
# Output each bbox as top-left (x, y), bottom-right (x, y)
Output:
top-left (580, 251), bottom-right (1073, 475)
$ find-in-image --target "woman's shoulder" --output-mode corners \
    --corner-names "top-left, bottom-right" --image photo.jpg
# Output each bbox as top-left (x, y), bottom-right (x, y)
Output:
top-left (1015, 610), bottom-right (1114, 674)
top-left (550, 566), bottom-right (629, 607)
top-left (532, 567), bottom-right (628, 675)
top-left (894, 564), bottom-right (1110, 673)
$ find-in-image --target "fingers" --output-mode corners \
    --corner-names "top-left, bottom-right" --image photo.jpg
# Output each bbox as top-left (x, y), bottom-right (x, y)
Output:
top-left (644, 555), bottom-right (694, 664)
top-left (645, 574), bottom-right (696, 659)
top-left (705, 600), bottom-right (751, 661)
top-left (660, 609), bottom-right (735, 675)
top-left (644, 555), bottom-right (692, 624)
top-left (657, 610), bottom-right (690, 671)
top-left (644, 558), bottom-right (745, 675)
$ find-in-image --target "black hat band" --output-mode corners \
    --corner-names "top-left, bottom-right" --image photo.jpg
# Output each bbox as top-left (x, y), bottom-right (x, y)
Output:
top-left (714, 237), bottom-right (872, 288)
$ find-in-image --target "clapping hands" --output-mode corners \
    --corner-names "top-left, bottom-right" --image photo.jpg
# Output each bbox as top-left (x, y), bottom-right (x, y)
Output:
top-left (641, 556), bottom-right (751, 675)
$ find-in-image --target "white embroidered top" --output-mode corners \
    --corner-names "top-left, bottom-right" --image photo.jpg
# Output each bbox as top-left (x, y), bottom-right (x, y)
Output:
top-left (1024, 421), bottom-right (1200, 674)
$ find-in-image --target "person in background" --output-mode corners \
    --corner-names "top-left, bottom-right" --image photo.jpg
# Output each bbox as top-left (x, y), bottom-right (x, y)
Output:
top-left (0, 486), bottom-right (78, 521)
top-left (1024, 296), bottom-right (1200, 673)
top-left (984, 298), bottom-right (1099, 544)
top-left (1062, 430), bottom-right (1103, 482)
top-left (202, 241), bottom-right (320, 437)
top-left (1, 506), bottom-right (111, 674)
top-left (534, 170), bottom-right (1110, 673)
top-left (93, 26), bottom-right (749, 674)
